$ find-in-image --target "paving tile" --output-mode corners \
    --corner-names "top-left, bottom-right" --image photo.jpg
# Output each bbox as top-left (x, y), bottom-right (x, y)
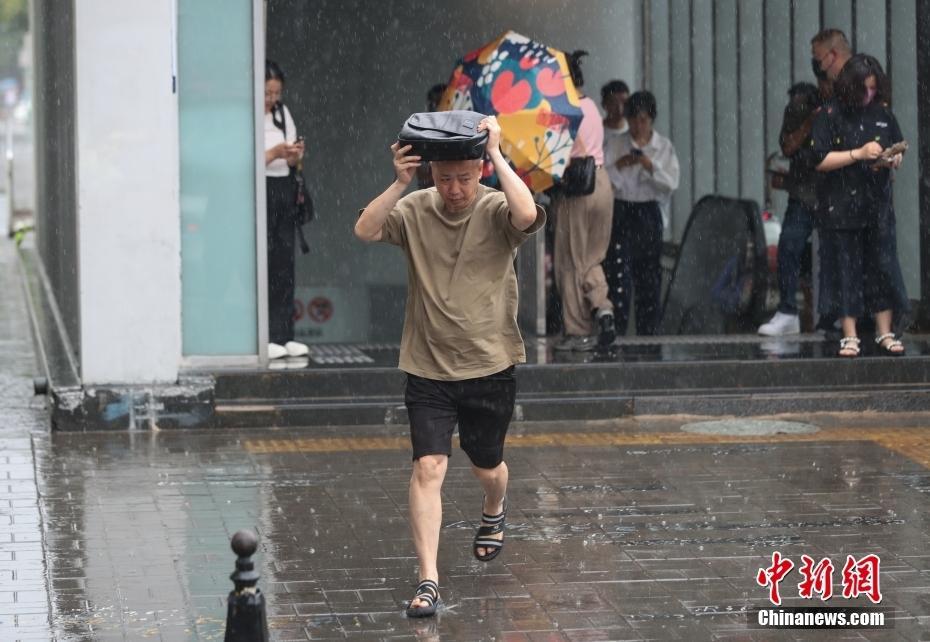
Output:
top-left (9, 239), bottom-right (930, 640)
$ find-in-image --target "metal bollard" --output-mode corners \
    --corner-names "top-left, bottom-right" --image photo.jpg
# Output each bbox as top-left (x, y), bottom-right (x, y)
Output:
top-left (224, 530), bottom-right (269, 642)
top-left (33, 377), bottom-right (48, 396)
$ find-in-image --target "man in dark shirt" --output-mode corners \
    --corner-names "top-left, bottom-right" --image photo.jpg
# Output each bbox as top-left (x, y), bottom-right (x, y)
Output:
top-left (759, 28), bottom-right (853, 336)
top-left (811, 28), bottom-right (853, 83)
top-left (758, 82), bottom-right (823, 335)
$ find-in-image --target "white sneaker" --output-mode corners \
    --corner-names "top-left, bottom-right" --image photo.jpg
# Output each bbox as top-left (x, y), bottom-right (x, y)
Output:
top-left (268, 342), bottom-right (288, 359)
top-left (285, 340), bottom-right (309, 357)
top-left (757, 312), bottom-right (800, 336)
top-left (284, 356), bottom-right (309, 369)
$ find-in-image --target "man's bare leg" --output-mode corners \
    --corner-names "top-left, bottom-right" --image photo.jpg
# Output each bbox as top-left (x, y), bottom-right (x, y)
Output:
top-left (472, 461), bottom-right (508, 557)
top-left (409, 454), bottom-right (448, 609)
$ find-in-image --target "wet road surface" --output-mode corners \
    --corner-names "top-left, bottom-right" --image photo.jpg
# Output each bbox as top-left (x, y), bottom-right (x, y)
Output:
top-left (4, 239), bottom-right (930, 640)
top-left (25, 414), bottom-right (930, 641)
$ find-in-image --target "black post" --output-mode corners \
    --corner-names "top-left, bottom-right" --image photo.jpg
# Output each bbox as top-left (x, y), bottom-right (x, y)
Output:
top-left (224, 530), bottom-right (269, 642)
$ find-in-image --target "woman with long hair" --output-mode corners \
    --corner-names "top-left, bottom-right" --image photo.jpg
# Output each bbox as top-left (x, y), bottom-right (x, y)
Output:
top-left (264, 60), bottom-right (308, 360)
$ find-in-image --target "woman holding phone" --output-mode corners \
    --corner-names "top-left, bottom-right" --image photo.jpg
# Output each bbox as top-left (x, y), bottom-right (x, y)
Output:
top-left (603, 90), bottom-right (680, 337)
top-left (810, 54), bottom-right (909, 357)
top-left (264, 60), bottom-right (308, 360)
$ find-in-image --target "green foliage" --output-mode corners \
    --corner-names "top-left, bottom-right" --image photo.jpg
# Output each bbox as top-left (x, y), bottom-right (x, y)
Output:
top-left (0, 0), bottom-right (28, 80)
top-left (0, 0), bottom-right (27, 25)
top-left (13, 224), bottom-right (33, 247)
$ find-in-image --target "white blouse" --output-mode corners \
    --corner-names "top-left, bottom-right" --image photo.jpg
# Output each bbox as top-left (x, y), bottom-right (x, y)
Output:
top-left (604, 129), bottom-right (680, 203)
top-left (264, 104), bottom-right (297, 177)
top-left (602, 120), bottom-right (629, 151)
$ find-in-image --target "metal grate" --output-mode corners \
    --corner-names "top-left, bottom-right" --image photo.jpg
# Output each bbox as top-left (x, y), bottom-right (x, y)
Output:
top-left (307, 344), bottom-right (375, 365)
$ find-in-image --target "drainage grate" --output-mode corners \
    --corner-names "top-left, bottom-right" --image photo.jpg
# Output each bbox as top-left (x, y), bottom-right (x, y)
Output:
top-left (680, 419), bottom-right (820, 436)
top-left (308, 344), bottom-right (375, 365)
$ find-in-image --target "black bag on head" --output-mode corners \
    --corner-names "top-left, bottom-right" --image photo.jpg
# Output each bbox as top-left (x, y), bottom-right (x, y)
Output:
top-left (398, 110), bottom-right (489, 161)
top-left (560, 155), bottom-right (596, 196)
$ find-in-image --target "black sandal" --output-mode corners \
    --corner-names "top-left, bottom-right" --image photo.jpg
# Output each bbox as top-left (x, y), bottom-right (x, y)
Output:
top-left (875, 333), bottom-right (905, 356)
top-left (473, 498), bottom-right (506, 562)
top-left (405, 579), bottom-right (441, 618)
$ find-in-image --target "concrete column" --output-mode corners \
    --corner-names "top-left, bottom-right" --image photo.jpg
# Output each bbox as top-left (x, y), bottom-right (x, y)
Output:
top-left (74, 1), bottom-right (181, 383)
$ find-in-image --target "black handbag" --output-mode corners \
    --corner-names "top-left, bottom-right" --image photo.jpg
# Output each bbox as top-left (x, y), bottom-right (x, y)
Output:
top-left (276, 103), bottom-right (315, 254)
top-left (292, 162), bottom-right (314, 254)
top-left (561, 155), bottom-right (596, 196)
top-left (397, 110), bottom-right (489, 161)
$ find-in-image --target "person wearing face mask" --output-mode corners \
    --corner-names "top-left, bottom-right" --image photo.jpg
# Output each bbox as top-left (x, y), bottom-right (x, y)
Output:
top-left (810, 28), bottom-right (853, 84)
top-left (809, 54), bottom-right (909, 357)
top-left (763, 28), bottom-right (853, 339)
top-left (757, 82), bottom-right (824, 336)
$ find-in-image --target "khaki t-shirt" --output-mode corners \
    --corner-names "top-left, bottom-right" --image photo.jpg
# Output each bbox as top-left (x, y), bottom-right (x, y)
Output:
top-left (379, 184), bottom-right (546, 381)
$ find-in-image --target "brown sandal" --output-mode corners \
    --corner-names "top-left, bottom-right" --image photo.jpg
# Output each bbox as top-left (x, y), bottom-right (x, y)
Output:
top-left (838, 336), bottom-right (860, 358)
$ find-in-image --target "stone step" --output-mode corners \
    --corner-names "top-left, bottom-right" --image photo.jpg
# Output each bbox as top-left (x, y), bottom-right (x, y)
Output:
top-left (213, 383), bottom-right (930, 428)
top-left (213, 357), bottom-right (930, 402)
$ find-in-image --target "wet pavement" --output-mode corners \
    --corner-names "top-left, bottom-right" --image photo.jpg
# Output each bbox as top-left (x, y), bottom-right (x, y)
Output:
top-left (25, 415), bottom-right (930, 641)
top-left (1, 237), bottom-right (53, 640)
top-left (4, 236), bottom-right (930, 641)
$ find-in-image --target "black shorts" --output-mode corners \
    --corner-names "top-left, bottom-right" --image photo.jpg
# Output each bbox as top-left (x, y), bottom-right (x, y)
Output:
top-left (405, 366), bottom-right (516, 469)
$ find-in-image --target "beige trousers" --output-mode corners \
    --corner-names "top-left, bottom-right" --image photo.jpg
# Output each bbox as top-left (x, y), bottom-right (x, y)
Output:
top-left (553, 166), bottom-right (614, 336)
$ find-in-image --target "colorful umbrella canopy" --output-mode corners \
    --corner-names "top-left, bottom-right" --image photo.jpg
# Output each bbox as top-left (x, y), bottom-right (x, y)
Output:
top-left (440, 30), bottom-right (584, 193)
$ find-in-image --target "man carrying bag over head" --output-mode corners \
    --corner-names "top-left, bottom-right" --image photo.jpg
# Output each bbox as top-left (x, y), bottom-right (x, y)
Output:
top-left (355, 111), bottom-right (545, 619)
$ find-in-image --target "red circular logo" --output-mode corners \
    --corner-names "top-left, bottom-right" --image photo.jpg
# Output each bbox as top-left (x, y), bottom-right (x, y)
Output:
top-left (307, 297), bottom-right (333, 323)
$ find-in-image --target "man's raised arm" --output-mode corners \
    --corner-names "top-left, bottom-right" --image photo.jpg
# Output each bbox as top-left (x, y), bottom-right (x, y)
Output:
top-left (479, 117), bottom-right (538, 231)
top-left (354, 143), bottom-right (421, 242)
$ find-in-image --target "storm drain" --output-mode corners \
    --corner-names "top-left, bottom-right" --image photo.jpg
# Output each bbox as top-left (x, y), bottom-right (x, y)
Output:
top-left (680, 419), bottom-right (820, 436)
top-left (308, 344), bottom-right (374, 364)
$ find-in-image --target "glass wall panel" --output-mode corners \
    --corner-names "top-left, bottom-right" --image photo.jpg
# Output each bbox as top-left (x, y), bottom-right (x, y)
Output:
top-left (178, 0), bottom-right (257, 355)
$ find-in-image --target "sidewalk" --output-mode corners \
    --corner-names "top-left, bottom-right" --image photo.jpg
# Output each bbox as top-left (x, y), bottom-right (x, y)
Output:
top-left (0, 237), bottom-right (52, 640)
top-left (31, 414), bottom-right (930, 640)
top-left (4, 235), bottom-right (930, 640)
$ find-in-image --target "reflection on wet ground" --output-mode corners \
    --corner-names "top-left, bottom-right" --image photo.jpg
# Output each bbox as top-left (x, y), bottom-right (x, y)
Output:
top-left (31, 414), bottom-right (930, 640)
top-left (281, 334), bottom-right (930, 369)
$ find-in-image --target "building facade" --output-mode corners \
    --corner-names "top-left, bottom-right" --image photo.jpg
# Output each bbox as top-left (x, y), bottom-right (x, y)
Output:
top-left (26, 0), bottom-right (930, 427)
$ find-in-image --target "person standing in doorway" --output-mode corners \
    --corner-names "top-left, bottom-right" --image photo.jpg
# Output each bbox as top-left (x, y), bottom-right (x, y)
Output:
top-left (552, 50), bottom-right (616, 351)
top-left (354, 116), bottom-right (544, 617)
top-left (603, 90), bottom-right (679, 336)
top-left (760, 29), bottom-right (853, 336)
top-left (757, 82), bottom-right (823, 336)
top-left (811, 28), bottom-right (853, 83)
top-left (264, 60), bottom-right (309, 360)
top-left (810, 54), bottom-right (909, 357)
top-left (601, 79), bottom-right (630, 145)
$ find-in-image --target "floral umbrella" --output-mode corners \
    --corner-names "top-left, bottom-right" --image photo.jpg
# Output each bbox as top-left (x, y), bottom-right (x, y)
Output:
top-left (439, 30), bottom-right (584, 193)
